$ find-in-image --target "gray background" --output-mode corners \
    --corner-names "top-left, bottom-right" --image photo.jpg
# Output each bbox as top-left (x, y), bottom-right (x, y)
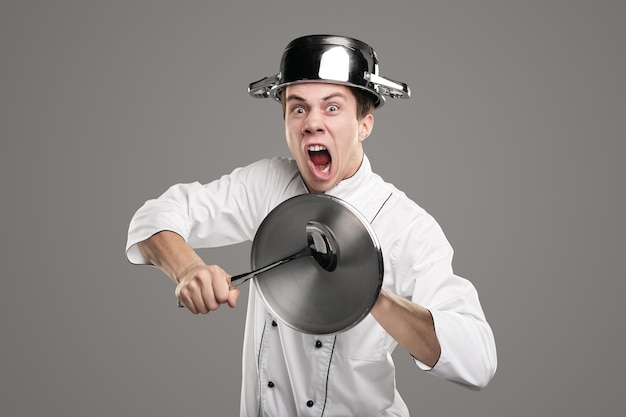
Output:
top-left (2, 1), bottom-right (624, 416)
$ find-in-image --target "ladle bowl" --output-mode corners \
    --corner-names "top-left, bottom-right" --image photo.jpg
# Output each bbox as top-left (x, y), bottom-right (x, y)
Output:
top-left (229, 220), bottom-right (338, 287)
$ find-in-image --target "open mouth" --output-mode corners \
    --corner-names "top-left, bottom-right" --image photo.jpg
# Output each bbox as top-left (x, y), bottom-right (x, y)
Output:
top-left (308, 145), bottom-right (332, 175)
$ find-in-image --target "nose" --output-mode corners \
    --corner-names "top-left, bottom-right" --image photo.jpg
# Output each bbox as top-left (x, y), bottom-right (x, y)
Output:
top-left (303, 110), bottom-right (325, 135)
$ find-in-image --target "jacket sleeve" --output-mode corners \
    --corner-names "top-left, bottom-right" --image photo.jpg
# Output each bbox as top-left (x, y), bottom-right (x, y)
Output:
top-left (391, 208), bottom-right (497, 390)
top-left (125, 158), bottom-right (297, 265)
top-left (413, 260), bottom-right (497, 390)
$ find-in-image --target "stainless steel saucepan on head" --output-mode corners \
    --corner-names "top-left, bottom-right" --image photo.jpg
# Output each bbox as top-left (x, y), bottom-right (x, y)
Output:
top-left (248, 34), bottom-right (410, 109)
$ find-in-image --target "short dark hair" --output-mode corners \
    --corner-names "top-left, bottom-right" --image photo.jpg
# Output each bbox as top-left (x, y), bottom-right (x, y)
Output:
top-left (280, 85), bottom-right (375, 119)
top-left (352, 87), bottom-right (377, 119)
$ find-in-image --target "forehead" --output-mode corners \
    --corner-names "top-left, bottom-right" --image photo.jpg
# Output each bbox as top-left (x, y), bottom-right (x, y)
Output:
top-left (284, 83), bottom-right (355, 102)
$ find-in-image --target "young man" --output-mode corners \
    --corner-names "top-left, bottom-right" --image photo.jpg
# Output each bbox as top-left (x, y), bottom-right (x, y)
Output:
top-left (126, 35), bottom-right (497, 416)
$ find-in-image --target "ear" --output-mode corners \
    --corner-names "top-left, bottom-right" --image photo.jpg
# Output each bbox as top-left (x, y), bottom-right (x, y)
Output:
top-left (358, 113), bottom-right (374, 142)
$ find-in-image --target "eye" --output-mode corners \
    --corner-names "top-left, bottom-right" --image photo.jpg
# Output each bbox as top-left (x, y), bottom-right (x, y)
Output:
top-left (291, 106), bottom-right (306, 115)
top-left (326, 104), bottom-right (339, 112)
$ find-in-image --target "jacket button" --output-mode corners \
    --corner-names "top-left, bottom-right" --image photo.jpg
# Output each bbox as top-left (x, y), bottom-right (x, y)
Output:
top-left (315, 340), bottom-right (322, 348)
top-left (268, 381), bottom-right (275, 388)
top-left (306, 400), bottom-right (314, 407)
top-left (271, 320), bottom-right (277, 327)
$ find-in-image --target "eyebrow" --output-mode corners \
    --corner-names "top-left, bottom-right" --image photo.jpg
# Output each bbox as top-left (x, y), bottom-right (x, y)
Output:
top-left (285, 92), bottom-right (348, 104)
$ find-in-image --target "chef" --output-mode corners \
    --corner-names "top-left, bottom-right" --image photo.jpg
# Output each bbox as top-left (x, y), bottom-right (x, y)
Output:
top-left (126, 34), bottom-right (497, 416)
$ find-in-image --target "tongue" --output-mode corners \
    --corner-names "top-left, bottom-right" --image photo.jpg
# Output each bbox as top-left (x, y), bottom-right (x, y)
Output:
top-left (310, 150), bottom-right (331, 166)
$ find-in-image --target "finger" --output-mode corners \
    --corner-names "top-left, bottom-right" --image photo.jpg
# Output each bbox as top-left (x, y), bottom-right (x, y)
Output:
top-left (212, 274), bottom-right (233, 305)
top-left (180, 293), bottom-right (199, 314)
top-left (175, 285), bottom-right (194, 312)
top-left (175, 286), bottom-right (183, 306)
top-left (178, 282), bottom-right (205, 314)
top-left (186, 273), bottom-right (215, 314)
top-left (227, 287), bottom-right (241, 308)
top-left (199, 282), bottom-right (220, 312)
top-left (192, 285), bottom-right (211, 314)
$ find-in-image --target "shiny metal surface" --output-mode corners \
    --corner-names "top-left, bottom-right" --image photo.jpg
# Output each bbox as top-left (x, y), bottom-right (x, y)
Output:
top-left (251, 194), bottom-right (383, 334)
top-left (228, 220), bottom-right (338, 287)
top-left (248, 34), bottom-right (410, 108)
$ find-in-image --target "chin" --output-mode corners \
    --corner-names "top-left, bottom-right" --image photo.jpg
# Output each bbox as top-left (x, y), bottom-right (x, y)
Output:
top-left (308, 178), bottom-right (337, 194)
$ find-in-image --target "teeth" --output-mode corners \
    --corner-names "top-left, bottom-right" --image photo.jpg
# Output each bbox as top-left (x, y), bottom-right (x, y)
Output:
top-left (308, 145), bottom-right (327, 152)
top-left (322, 165), bottom-right (330, 173)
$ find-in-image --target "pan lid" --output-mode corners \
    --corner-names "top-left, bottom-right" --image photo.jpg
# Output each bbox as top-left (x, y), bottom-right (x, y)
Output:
top-left (251, 193), bottom-right (383, 334)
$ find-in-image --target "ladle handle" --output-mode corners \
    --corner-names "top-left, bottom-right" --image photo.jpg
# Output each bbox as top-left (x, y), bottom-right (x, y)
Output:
top-left (230, 258), bottom-right (289, 287)
top-left (177, 246), bottom-right (310, 308)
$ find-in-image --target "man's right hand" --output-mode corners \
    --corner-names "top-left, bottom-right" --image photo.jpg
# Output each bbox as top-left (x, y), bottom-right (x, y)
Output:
top-left (137, 231), bottom-right (241, 315)
top-left (175, 264), bottom-right (241, 314)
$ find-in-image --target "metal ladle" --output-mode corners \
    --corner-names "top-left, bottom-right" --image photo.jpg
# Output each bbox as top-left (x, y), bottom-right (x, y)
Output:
top-left (177, 220), bottom-right (338, 308)
top-left (230, 219), bottom-right (338, 286)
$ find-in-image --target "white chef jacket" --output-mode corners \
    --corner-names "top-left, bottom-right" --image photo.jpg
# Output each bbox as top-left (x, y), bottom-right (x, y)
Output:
top-left (126, 156), bottom-right (497, 417)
